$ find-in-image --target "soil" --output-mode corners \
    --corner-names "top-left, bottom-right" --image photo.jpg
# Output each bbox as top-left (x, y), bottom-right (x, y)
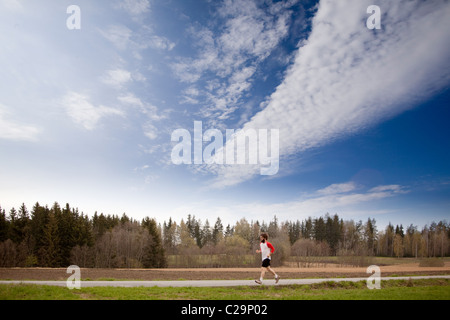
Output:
top-left (1, 262), bottom-right (449, 281)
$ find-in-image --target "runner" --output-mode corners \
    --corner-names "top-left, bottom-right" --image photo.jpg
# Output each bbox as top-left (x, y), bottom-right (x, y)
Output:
top-left (255, 232), bottom-right (280, 285)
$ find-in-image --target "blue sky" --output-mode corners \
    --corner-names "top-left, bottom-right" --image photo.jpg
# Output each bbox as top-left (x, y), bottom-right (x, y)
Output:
top-left (0, 0), bottom-right (449, 230)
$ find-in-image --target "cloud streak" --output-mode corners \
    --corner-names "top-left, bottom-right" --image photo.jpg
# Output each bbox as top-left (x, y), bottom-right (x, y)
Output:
top-left (211, 0), bottom-right (450, 187)
top-left (0, 104), bottom-right (41, 141)
top-left (62, 92), bottom-right (124, 130)
top-left (168, 182), bottom-right (408, 225)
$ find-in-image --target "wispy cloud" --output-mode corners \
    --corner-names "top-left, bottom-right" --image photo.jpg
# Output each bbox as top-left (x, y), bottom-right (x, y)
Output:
top-left (146, 35), bottom-right (175, 51)
top-left (118, 92), bottom-right (168, 140)
top-left (169, 182), bottom-right (409, 224)
top-left (102, 68), bottom-right (132, 88)
top-left (62, 92), bottom-right (124, 130)
top-left (172, 0), bottom-right (297, 122)
top-left (0, 104), bottom-right (41, 141)
top-left (317, 182), bottom-right (357, 195)
top-left (240, 183), bottom-right (409, 220)
top-left (117, 0), bottom-right (150, 16)
top-left (211, 0), bottom-right (450, 187)
top-left (99, 25), bottom-right (132, 50)
top-left (99, 23), bottom-right (175, 56)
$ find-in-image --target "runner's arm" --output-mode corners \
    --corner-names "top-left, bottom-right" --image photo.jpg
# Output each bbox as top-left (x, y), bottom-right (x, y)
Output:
top-left (267, 242), bottom-right (275, 255)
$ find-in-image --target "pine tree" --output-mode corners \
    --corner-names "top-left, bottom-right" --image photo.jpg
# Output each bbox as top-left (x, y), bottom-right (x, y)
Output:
top-left (30, 203), bottom-right (49, 257)
top-left (142, 217), bottom-right (167, 268)
top-left (287, 220), bottom-right (301, 245)
top-left (314, 217), bottom-right (326, 242)
top-left (193, 218), bottom-right (203, 248)
top-left (15, 203), bottom-right (30, 244)
top-left (40, 211), bottom-right (61, 267)
top-left (0, 206), bottom-right (8, 242)
top-left (364, 218), bottom-right (377, 255)
top-left (212, 217), bottom-right (223, 245)
top-left (268, 215), bottom-right (279, 238)
top-left (202, 219), bottom-right (212, 247)
top-left (302, 217), bottom-right (313, 240)
top-left (7, 208), bottom-right (20, 243)
top-left (224, 224), bottom-right (234, 237)
top-left (325, 214), bottom-right (342, 255)
top-left (163, 217), bottom-right (177, 254)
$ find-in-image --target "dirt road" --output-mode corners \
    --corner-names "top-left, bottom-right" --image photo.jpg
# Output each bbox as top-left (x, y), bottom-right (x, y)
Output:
top-left (2, 275), bottom-right (450, 288)
top-left (1, 262), bottom-right (449, 281)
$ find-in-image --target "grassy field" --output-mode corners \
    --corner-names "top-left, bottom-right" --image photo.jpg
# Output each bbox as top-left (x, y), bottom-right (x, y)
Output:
top-left (0, 278), bottom-right (449, 300)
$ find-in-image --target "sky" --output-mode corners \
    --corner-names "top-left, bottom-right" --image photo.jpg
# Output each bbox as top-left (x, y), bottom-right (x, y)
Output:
top-left (0, 0), bottom-right (449, 231)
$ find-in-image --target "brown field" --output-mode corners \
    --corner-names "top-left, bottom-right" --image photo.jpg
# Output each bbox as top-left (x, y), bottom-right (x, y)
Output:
top-left (1, 262), bottom-right (449, 281)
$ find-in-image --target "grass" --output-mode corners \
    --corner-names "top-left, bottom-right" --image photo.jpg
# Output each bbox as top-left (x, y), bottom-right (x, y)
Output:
top-left (0, 279), bottom-right (449, 300)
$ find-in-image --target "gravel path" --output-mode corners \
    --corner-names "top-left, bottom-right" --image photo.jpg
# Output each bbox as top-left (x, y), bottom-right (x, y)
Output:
top-left (1, 275), bottom-right (449, 288)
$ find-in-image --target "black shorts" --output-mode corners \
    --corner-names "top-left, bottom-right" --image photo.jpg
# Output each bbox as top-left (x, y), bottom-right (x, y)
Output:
top-left (262, 258), bottom-right (271, 268)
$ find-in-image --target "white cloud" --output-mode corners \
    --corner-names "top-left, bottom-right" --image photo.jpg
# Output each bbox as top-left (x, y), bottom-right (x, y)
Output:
top-left (102, 68), bottom-right (132, 88)
top-left (143, 122), bottom-right (158, 140)
top-left (99, 25), bottom-right (132, 50)
top-left (117, 0), bottom-right (150, 16)
top-left (147, 35), bottom-right (175, 51)
top-left (248, 183), bottom-right (408, 219)
top-left (172, 0), bottom-right (296, 121)
top-left (0, 104), bottom-right (41, 141)
top-left (118, 92), bottom-right (168, 122)
top-left (99, 23), bottom-right (175, 59)
top-left (118, 93), bottom-right (145, 108)
top-left (62, 92), bottom-right (124, 130)
top-left (211, 0), bottom-right (450, 187)
top-left (317, 182), bottom-right (357, 195)
top-left (169, 182), bottom-right (408, 225)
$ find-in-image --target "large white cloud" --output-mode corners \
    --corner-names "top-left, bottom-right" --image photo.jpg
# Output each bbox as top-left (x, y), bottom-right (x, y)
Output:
top-left (210, 0), bottom-right (450, 188)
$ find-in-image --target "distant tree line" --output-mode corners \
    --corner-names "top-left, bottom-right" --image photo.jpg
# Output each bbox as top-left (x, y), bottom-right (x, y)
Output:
top-left (162, 214), bottom-right (449, 267)
top-left (0, 203), bottom-right (166, 268)
top-left (0, 202), bottom-right (449, 268)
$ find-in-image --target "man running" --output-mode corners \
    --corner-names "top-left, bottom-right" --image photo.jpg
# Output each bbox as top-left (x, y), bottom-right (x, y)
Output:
top-left (255, 232), bottom-right (280, 284)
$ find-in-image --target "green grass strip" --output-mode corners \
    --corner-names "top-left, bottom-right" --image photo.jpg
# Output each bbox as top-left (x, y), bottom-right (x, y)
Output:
top-left (0, 279), bottom-right (449, 300)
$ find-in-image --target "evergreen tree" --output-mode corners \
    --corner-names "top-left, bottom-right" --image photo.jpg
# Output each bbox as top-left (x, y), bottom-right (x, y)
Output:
top-left (193, 218), bottom-right (203, 248)
top-left (15, 203), bottom-right (30, 244)
top-left (287, 220), bottom-right (301, 245)
top-left (212, 217), bottom-right (223, 245)
top-left (268, 215), bottom-right (279, 238)
top-left (0, 206), bottom-right (8, 242)
top-left (202, 219), bottom-right (212, 247)
top-left (7, 207), bottom-right (20, 243)
top-left (224, 224), bottom-right (234, 237)
top-left (325, 214), bottom-right (342, 255)
top-left (30, 203), bottom-right (49, 258)
top-left (163, 217), bottom-right (177, 254)
top-left (40, 211), bottom-right (61, 267)
top-left (142, 217), bottom-right (167, 268)
top-left (314, 217), bottom-right (326, 242)
top-left (302, 217), bottom-right (313, 240)
top-left (364, 218), bottom-right (377, 255)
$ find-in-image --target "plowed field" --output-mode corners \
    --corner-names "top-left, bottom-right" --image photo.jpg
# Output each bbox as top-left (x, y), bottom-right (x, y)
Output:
top-left (1, 262), bottom-right (449, 281)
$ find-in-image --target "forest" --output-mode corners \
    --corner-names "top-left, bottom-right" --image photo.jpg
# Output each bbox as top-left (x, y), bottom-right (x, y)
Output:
top-left (0, 202), bottom-right (448, 268)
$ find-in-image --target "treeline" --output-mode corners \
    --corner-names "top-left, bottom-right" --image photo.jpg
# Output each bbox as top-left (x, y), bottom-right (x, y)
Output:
top-left (0, 203), bottom-right (166, 268)
top-left (0, 202), bottom-right (449, 268)
top-left (162, 214), bottom-right (450, 267)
